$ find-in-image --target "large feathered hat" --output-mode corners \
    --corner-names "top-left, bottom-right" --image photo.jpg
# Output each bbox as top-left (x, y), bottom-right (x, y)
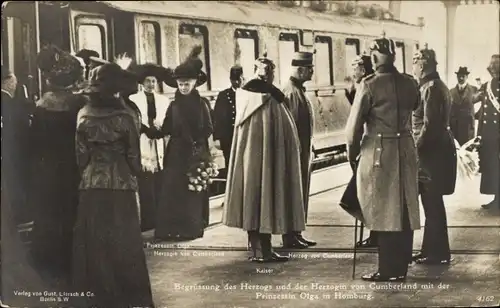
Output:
top-left (164, 45), bottom-right (207, 88)
top-left (134, 63), bottom-right (173, 84)
top-left (36, 44), bottom-right (84, 88)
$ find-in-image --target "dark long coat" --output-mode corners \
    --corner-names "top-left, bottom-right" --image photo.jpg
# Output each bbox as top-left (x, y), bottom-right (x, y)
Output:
top-left (1, 90), bottom-right (34, 225)
top-left (476, 78), bottom-right (500, 195)
top-left (282, 77), bottom-right (314, 221)
top-left (29, 91), bottom-right (85, 279)
top-left (449, 84), bottom-right (478, 145)
top-left (150, 90), bottom-right (213, 240)
top-left (413, 72), bottom-right (457, 195)
top-left (345, 65), bottom-right (420, 232)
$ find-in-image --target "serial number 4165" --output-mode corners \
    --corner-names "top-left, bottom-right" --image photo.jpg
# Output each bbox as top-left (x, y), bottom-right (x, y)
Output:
top-left (476, 296), bottom-right (495, 302)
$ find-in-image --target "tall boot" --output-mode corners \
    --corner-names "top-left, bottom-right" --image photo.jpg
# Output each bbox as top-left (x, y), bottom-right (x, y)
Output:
top-left (247, 231), bottom-right (262, 261)
top-left (260, 233), bottom-right (288, 263)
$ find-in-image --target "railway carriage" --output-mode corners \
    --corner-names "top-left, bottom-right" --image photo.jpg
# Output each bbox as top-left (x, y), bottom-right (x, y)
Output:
top-left (2, 0), bottom-right (422, 167)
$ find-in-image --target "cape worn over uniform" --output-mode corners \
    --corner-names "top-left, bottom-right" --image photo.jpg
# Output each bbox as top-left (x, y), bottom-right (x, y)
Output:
top-left (223, 80), bottom-right (306, 234)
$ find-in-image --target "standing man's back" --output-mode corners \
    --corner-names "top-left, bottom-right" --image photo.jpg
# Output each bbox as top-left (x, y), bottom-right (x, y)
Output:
top-left (345, 34), bottom-right (420, 281)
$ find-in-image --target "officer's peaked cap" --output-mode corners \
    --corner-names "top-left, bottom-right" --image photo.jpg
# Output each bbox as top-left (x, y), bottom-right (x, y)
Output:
top-left (291, 52), bottom-right (314, 67)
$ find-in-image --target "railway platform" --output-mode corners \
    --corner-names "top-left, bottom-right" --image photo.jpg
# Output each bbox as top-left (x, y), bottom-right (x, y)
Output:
top-left (143, 164), bottom-right (500, 308)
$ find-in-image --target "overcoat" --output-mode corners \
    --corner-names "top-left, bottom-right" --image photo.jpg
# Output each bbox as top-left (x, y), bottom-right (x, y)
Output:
top-left (282, 77), bottom-right (314, 221)
top-left (449, 84), bottom-right (478, 145)
top-left (345, 65), bottom-right (420, 232)
top-left (413, 72), bottom-right (457, 195)
top-left (223, 79), bottom-right (306, 234)
top-left (475, 78), bottom-right (500, 194)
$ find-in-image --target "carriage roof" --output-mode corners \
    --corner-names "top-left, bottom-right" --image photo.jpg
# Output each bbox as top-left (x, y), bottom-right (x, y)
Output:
top-left (96, 1), bottom-right (422, 39)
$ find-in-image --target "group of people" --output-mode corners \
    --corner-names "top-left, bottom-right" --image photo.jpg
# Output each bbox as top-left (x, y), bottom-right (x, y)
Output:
top-left (344, 37), bottom-right (499, 281)
top-left (1, 32), bottom-right (498, 307)
top-left (1, 43), bottom-right (216, 307)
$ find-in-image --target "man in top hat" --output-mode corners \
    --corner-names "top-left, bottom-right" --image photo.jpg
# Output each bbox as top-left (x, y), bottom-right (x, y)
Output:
top-left (345, 54), bottom-right (375, 105)
top-left (411, 44), bottom-right (456, 265)
top-left (223, 53), bottom-right (305, 263)
top-left (475, 54), bottom-right (500, 210)
top-left (129, 63), bottom-right (172, 231)
top-left (346, 34), bottom-right (420, 281)
top-left (213, 65), bottom-right (244, 175)
top-left (449, 66), bottom-right (478, 145)
top-left (281, 51), bottom-right (316, 249)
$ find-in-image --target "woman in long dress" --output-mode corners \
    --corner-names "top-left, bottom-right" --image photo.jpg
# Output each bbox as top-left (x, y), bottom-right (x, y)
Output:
top-left (129, 64), bottom-right (172, 231)
top-left (145, 46), bottom-right (212, 241)
top-left (72, 63), bottom-right (154, 308)
top-left (29, 45), bottom-right (86, 284)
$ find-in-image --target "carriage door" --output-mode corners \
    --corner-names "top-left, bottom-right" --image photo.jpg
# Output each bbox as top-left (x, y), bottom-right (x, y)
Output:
top-left (1, 1), bottom-right (39, 100)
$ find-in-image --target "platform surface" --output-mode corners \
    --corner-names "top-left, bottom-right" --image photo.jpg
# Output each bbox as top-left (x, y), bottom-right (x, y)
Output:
top-left (145, 168), bottom-right (500, 308)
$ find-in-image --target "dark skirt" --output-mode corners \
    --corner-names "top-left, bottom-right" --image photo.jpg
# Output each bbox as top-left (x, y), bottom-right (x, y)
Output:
top-left (138, 171), bottom-right (162, 231)
top-left (72, 190), bottom-right (154, 308)
top-left (154, 147), bottom-right (209, 240)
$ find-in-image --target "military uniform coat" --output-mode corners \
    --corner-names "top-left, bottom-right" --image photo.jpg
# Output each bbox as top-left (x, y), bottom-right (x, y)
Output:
top-left (345, 65), bottom-right (420, 232)
top-left (213, 87), bottom-right (237, 164)
top-left (413, 72), bottom-right (457, 195)
top-left (223, 79), bottom-right (306, 234)
top-left (476, 78), bottom-right (500, 194)
top-left (282, 77), bottom-right (314, 221)
top-left (449, 84), bottom-right (478, 145)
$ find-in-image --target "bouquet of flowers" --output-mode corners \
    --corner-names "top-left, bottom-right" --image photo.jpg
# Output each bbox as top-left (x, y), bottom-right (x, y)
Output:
top-left (187, 142), bottom-right (219, 193)
top-left (455, 136), bottom-right (481, 181)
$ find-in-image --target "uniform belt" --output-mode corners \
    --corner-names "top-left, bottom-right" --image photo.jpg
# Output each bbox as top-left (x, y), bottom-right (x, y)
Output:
top-left (365, 131), bottom-right (412, 138)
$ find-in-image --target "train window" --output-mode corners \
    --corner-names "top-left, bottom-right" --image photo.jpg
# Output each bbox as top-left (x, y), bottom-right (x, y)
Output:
top-left (234, 29), bottom-right (259, 81)
top-left (345, 38), bottom-right (360, 78)
top-left (278, 32), bottom-right (299, 84)
top-left (77, 24), bottom-right (105, 59)
top-left (395, 41), bottom-right (406, 73)
top-left (314, 36), bottom-right (333, 86)
top-left (139, 21), bottom-right (161, 64)
top-left (179, 24), bottom-right (210, 91)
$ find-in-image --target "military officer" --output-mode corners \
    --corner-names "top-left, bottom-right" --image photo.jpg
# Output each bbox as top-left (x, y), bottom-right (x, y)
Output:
top-left (213, 65), bottom-right (244, 173)
top-left (411, 45), bottom-right (456, 265)
top-left (345, 54), bottom-right (374, 105)
top-left (475, 54), bottom-right (500, 210)
top-left (345, 34), bottom-right (420, 281)
top-left (449, 66), bottom-right (478, 145)
top-left (281, 51), bottom-right (317, 249)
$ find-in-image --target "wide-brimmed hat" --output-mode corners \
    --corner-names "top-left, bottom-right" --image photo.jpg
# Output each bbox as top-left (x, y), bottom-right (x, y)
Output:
top-left (134, 63), bottom-right (173, 84)
top-left (37, 44), bottom-right (84, 87)
top-left (164, 45), bottom-right (207, 88)
top-left (455, 66), bottom-right (470, 75)
top-left (487, 54), bottom-right (500, 75)
top-left (84, 62), bottom-right (139, 94)
top-left (75, 49), bottom-right (100, 66)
